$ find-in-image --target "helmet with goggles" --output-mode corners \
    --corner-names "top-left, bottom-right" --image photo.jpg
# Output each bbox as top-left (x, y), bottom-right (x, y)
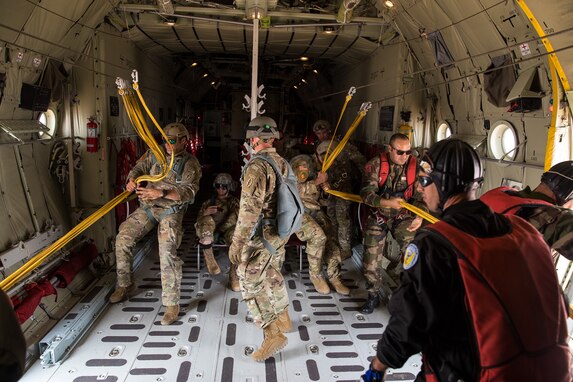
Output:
top-left (246, 116), bottom-right (280, 139)
top-left (290, 154), bottom-right (314, 182)
top-left (164, 122), bottom-right (189, 140)
top-left (213, 172), bottom-right (235, 192)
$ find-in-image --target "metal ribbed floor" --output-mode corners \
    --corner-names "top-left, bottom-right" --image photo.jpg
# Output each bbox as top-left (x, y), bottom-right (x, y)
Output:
top-left (23, 216), bottom-right (421, 382)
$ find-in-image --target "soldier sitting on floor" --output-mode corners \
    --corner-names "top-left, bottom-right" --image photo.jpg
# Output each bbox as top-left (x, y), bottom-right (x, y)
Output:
top-left (291, 154), bottom-right (350, 295)
top-left (195, 173), bottom-right (241, 291)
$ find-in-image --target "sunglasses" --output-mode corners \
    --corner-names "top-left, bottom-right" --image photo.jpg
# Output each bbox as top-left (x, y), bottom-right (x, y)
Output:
top-left (391, 146), bottom-right (412, 156)
top-left (165, 136), bottom-right (184, 145)
top-left (214, 183), bottom-right (228, 190)
top-left (418, 176), bottom-right (434, 188)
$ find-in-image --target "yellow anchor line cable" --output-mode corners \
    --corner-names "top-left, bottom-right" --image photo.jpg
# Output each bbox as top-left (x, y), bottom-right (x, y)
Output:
top-left (0, 70), bottom-right (173, 292)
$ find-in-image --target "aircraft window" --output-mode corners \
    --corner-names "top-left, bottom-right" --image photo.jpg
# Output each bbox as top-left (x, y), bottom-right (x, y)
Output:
top-left (436, 122), bottom-right (452, 141)
top-left (488, 120), bottom-right (518, 161)
top-left (38, 109), bottom-right (56, 138)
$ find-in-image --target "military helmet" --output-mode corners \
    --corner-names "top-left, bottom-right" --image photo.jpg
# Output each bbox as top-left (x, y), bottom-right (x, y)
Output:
top-left (290, 154), bottom-right (314, 182)
top-left (316, 140), bottom-right (338, 156)
top-left (312, 120), bottom-right (331, 133)
top-left (164, 122), bottom-right (189, 140)
top-left (213, 172), bottom-right (235, 192)
top-left (421, 139), bottom-right (483, 205)
top-left (245, 116), bottom-right (280, 139)
top-left (540, 160), bottom-right (573, 205)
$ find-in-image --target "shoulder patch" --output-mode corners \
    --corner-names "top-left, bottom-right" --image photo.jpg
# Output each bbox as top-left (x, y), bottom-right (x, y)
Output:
top-left (403, 243), bottom-right (419, 270)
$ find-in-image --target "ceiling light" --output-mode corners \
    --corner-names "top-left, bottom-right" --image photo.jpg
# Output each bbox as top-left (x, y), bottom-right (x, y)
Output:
top-left (293, 85), bottom-right (298, 90)
top-left (163, 16), bottom-right (177, 26)
top-left (383, 0), bottom-right (394, 8)
top-left (301, 79), bottom-right (307, 83)
top-left (245, 0), bottom-right (268, 20)
top-left (322, 26), bottom-right (337, 34)
top-left (191, 62), bottom-right (198, 67)
top-left (211, 81), bottom-right (215, 85)
top-left (313, 69), bottom-right (319, 74)
top-left (300, 56), bottom-right (309, 61)
top-left (202, 73), bottom-right (209, 78)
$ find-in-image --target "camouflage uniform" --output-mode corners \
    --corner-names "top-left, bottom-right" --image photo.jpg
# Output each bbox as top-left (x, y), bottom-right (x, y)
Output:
top-left (296, 180), bottom-right (344, 280)
top-left (115, 149), bottom-right (201, 306)
top-left (228, 147), bottom-right (290, 328)
top-left (320, 142), bottom-right (366, 259)
top-left (502, 187), bottom-right (573, 259)
top-left (195, 195), bottom-right (240, 245)
top-left (360, 154), bottom-right (423, 294)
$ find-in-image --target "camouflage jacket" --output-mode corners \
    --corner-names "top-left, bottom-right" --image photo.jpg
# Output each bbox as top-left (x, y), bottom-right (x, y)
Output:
top-left (297, 181), bottom-right (322, 212)
top-left (231, 148), bottom-right (288, 247)
top-left (360, 154), bottom-right (424, 218)
top-left (513, 187), bottom-right (573, 259)
top-left (198, 194), bottom-right (240, 232)
top-left (322, 144), bottom-right (365, 193)
top-left (128, 148), bottom-right (202, 209)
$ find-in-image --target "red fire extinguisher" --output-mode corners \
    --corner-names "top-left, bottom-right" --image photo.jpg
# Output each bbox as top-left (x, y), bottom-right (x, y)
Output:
top-left (86, 117), bottom-right (98, 153)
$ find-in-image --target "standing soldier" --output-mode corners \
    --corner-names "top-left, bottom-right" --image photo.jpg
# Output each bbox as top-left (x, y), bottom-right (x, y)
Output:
top-left (313, 120), bottom-right (366, 259)
top-left (195, 173), bottom-right (241, 291)
top-left (291, 154), bottom-right (350, 295)
top-left (228, 116), bottom-right (291, 362)
top-left (481, 160), bottom-right (573, 260)
top-left (360, 133), bottom-right (423, 314)
top-left (109, 122), bottom-right (202, 326)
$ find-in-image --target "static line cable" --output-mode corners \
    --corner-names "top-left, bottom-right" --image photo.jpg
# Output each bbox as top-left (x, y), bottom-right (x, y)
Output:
top-left (0, 73), bottom-right (173, 292)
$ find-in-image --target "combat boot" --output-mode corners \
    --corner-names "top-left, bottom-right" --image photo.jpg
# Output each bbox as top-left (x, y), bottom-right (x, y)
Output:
top-left (329, 277), bottom-right (350, 296)
top-left (252, 321), bottom-right (288, 362)
top-left (229, 264), bottom-right (240, 292)
top-left (275, 309), bottom-right (292, 333)
top-left (109, 284), bottom-right (136, 304)
top-left (361, 293), bottom-right (380, 314)
top-left (203, 247), bottom-right (221, 275)
top-left (310, 274), bottom-right (330, 294)
top-left (161, 305), bottom-right (180, 326)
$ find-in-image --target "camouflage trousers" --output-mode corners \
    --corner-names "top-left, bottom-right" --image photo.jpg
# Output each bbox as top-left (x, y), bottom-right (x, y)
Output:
top-left (194, 215), bottom-right (235, 245)
top-left (237, 225), bottom-right (289, 328)
top-left (115, 207), bottom-right (184, 306)
top-left (295, 213), bottom-right (326, 276)
top-left (362, 213), bottom-right (416, 294)
top-left (307, 210), bottom-right (344, 280)
top-left (327, 197), bottom-right (353, 259)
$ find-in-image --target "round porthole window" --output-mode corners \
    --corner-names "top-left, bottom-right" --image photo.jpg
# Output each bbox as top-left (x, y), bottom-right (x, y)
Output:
top-left (38, 109), bottom-right (56, 138)
top-left (436, 121), bottom-right (452, 141)
top-left (488, 120), bottom-right (518, 161)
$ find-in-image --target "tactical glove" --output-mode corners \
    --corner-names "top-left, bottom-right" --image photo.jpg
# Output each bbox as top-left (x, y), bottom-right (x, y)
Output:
top-left (361, 364), bottom-right (385, 382)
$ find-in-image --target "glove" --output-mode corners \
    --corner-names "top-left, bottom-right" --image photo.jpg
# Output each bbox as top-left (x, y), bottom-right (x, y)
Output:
top-left (361, 364), bottom-right (385, 382)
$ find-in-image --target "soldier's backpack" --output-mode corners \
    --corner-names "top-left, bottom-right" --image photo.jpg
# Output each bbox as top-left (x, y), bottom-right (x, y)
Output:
top-left (254, 153), bottom-right (304, 248)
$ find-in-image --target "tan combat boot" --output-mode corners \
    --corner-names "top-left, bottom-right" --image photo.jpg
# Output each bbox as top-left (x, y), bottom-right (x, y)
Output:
top-left (329, 277), bottom-right (350, 296)
top-left (252, 321), bottom-right (288, 362)
top-left (161, 305), bottom-right (180, 326)
top-left (310, 274), bottom-right (330, 294)
top-left (203, 247), bottom-right (221, 275)
top-left (109, 284), bottom-right (136, 304)
top-left (275, 309), bottom-right (292, 333)
top-left (229, 264), bottom-right (241, 292)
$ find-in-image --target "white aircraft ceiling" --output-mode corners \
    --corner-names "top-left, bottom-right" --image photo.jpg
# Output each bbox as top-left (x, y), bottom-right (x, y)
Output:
top-left (0, 0), bottom-right (572, 100)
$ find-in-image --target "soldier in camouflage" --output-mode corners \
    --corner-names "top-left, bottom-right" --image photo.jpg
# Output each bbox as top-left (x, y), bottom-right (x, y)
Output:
top-left (228, 116), bottom-right (291, 362)
top-left (195, 173), bottom-right (241, 290)
top-left (313, 125), bottom-right (366, 260)
top-left (291, 154), bottom-right (350, 296)
top-left (360, 133), bottom-right (424, 314)
top-left (109, 122), bottom-right (202, 326)
top-left (481, 160), bottom-right (573, 260)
